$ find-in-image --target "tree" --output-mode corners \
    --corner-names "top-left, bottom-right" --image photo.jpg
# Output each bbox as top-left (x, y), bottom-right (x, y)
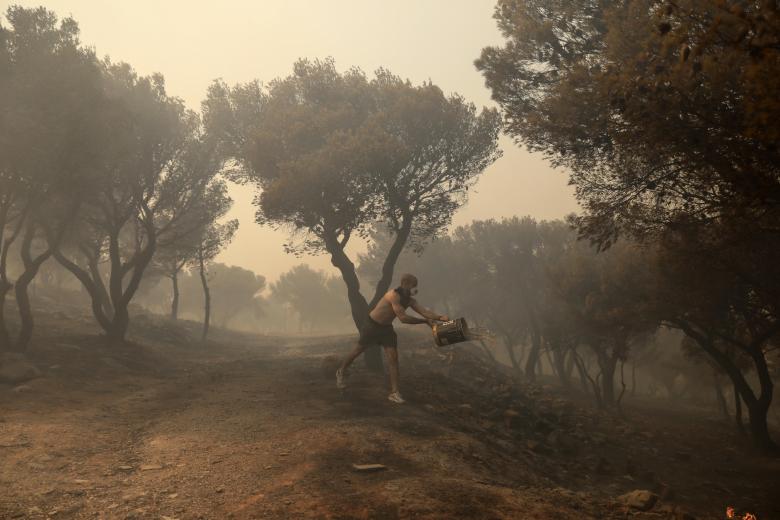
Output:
top-left (0, 6), bottom-right (104, 351)
top-left (194, 220), bottom-right (238, 340)
top-left (548, 238), bottom-right (661, 408)
top-left (53, 62), bottom-right (216, 343)
top-left (477, 0), bottom-right (780, 243)
top-left (478, 0), bottom-right (780, 448)
top-left (154, 167), bottom-right (235, 321)
top-left (655, 222), bottom-right (779, 451)
top-left (204, 58), bottom-right (502, 368)
top-left (177, 259), bottom-right (260, 338)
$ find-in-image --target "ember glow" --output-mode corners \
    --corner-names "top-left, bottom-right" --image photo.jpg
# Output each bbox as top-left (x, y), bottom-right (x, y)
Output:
top-left (727, 506), bottom-right (758, 520)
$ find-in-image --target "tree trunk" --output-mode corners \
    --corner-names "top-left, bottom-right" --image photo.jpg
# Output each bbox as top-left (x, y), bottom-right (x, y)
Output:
top-left (367, 221), bottom-right (412, 310)
top-left (0, 281), bottom-right (11, 351)
top-left (54, 250), bottom-right (112, 332)
top-left (87, 254), bottom-right (113, 317)
top-left (502, 335), bottom-right (521, 373)
top-left (597, 350), bottom-right (618, 408)
top-left (199, 250), bottom-right (211, 341)
top-left (171, 272), bottom-right (179, 321)
top-left (713, 372), bottom-right (730, 420)
top-left (323, 231), bottom-right (381, 371)
top-left (14, 223), bottom-right (53, 351)
top-left (551, 344), bottom-right (570, 389)
top-left (524, 308), bottom-right (541, 380)
top-left (0, 200), bottom-right (26, 351)
top-left (734, 383), bottom-right (745, 434)
top-left (631, 362), bottom-right (637, 397)
top-left (675, 321), bottom-right (777, 453)
top-left (107, 303), bottom-right (130, 343)
top-left (572, 349), bottom-right (590, 393)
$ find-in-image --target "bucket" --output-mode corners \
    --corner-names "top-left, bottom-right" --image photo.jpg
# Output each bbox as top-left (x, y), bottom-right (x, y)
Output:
top-left (432, 318), bottom-right (470, 347)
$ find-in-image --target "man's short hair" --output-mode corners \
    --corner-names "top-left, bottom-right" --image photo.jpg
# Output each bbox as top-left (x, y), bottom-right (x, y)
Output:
top-left (400, 273), bottom-right (418, 287)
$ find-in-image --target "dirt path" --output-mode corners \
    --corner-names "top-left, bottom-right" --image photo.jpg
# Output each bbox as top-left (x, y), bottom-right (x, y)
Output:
top-left (1, 324), bottom-right (778, 519)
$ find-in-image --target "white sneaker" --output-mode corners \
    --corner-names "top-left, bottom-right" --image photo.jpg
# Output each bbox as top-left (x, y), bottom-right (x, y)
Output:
top-left (388, 392), bottom-right (405, 404)
top-left (336, 368), bottom-right (347, 389)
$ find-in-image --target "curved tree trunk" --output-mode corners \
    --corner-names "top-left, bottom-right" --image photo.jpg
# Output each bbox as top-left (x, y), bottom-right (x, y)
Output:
top-left (323, 231), bottom-right (381, 370)
top-left (14, 223), bottom-right (53, 351)
top-left (53, 250), bottom-right (113, 332)
top-left (675, 321), bottom-right (777, 453)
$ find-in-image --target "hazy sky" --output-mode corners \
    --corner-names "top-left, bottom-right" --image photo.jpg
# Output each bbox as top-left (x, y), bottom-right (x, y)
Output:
top-left (11, 1), bottom-right (579, 282)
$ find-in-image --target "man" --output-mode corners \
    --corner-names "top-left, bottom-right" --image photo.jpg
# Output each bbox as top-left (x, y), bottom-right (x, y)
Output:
top-left (336, 273), bottom-right (449, 404)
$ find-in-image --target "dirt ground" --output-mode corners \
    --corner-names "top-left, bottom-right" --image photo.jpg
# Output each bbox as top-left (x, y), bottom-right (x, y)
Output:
top-left (1, 308), bottom-right (779, 519)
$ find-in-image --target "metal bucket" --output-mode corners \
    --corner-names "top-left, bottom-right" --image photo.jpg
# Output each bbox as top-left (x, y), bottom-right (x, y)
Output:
top-left (432, 318), bottom-right (470, 347)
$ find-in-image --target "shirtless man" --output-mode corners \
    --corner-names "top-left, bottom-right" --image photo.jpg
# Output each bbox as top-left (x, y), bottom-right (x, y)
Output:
top-left (336, 273), bottom-right (449, 404)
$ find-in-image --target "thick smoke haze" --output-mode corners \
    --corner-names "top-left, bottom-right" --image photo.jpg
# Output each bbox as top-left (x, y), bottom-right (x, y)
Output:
top-left (12, 0), bottom-right (578, 282)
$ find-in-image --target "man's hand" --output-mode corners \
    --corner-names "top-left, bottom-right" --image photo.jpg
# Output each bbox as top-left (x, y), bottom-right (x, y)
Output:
top-left (439, 315), bottom-right (450, 322)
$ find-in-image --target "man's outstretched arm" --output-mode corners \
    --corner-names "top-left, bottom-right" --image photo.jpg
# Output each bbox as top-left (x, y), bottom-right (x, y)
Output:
top-left (410, 300), bottom-right (449, 322)
top-left (390, 295), bottom-right (433, 325)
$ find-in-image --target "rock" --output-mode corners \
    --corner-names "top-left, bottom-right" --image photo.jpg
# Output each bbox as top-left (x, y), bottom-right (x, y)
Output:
top-left (458, 404), bottom-right (473, 413)
top-left (0, 355), bottom-right (41, 384)
top-left (139, 464), bottom-right (163, 471)
top-left (352, 463), bottom-right (387, 472)
top-left (617, 489), bottom-right (658, 511)
top-left (12, 385), bottom-right (33, 394)
top-left (117, 465), bottom-right (134, 471)
top-left (216, 486), bottom-right (225, 494)
top-left (503, 409), bottom-right (520, 428)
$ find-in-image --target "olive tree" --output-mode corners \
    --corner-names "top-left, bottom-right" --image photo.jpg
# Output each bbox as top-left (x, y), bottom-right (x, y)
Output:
top-left (204, 58), bottom-right (501, 368)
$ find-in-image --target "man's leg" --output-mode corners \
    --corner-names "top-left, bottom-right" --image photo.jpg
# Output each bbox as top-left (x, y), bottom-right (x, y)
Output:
top-left (340, 341), bottom-right (367, 371)
top-left (383, 345), bottom-right (400, 394)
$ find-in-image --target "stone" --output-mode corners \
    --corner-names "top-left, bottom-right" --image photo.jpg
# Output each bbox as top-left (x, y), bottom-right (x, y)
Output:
top-left (617, 489), bottom-right (658, 511)
top-left (0, 356), bottom-right (41, 384)
top-left (504, 408), bottom-right (520, 428)
top-left (139, 464), bottom-right (163, 471)
top-left (12, 384), bottom-right (33, 393)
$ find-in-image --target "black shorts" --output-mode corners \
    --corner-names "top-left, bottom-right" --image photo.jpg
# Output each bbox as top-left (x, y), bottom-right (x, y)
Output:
top-left (358, 317), bottom-right (398, 348)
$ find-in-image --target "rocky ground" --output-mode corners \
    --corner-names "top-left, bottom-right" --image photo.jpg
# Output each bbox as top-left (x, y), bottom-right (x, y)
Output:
top-left (0, 304), bottom-right (778, 519)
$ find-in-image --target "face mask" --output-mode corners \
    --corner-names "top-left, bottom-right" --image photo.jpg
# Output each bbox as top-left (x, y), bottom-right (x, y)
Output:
top-left (410, 287), bottom-right (419, 296)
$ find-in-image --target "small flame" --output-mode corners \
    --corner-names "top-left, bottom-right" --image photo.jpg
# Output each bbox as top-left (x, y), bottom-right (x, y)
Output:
top-left (726, 507), bottom-right (758, 520)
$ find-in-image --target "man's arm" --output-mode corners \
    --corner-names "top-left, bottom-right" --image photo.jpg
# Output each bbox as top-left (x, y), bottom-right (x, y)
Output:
top-left (410, 299), bottom-right (449, 322)
top-left (389, 293), bottom-right (432, 325)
